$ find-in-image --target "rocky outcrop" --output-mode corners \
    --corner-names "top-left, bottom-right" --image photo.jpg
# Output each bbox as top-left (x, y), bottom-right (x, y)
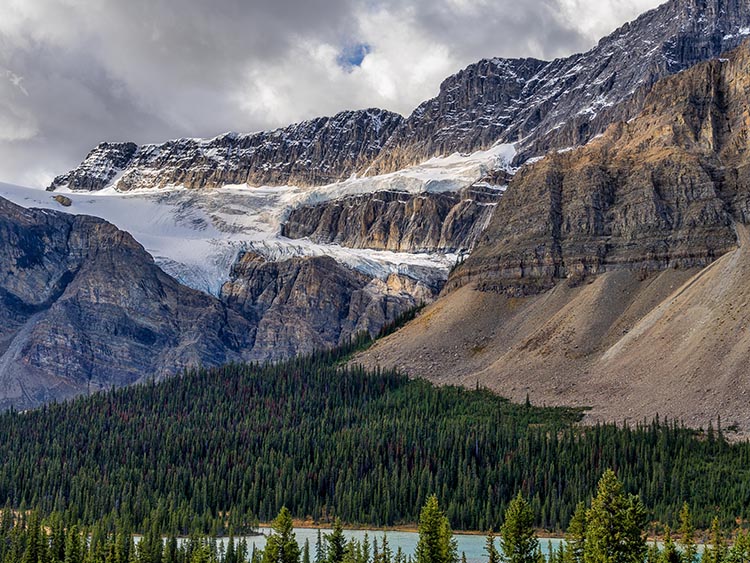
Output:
top-left (0, 196), bottom-right (257, 410)
top-left (50, 142), bottom-right (138, 192)
top-left (220, 252), bottom-right (435, 361)
top-left (282, 184), bottom-right (503, 253)
top-left (451, 39), bottom-right (750, 294)
top-left (369, 0), bottom-right (750, 173)
top-left (0, 195), bottom-right (441, 410)
top-left (49, 109), bottom-right (403, 191)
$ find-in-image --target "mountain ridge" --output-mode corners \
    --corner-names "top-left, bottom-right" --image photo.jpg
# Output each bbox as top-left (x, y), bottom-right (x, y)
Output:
top-left (49, 0), bottom-right (750, 194)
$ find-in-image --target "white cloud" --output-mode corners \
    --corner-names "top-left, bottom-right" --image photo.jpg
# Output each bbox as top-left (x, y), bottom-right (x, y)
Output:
top-left (0, 0), bottom-right (665, 187)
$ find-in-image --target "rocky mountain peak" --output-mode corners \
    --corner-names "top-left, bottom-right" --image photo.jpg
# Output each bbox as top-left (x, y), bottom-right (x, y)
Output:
top-left (368, 0), bottom-right (750, 174)
top-left (49, 108), bottom-right (403, 192)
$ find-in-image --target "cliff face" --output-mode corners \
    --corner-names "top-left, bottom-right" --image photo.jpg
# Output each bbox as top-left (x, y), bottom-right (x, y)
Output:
top-left (0, 195), bottom-right (439, 410)
top-left (49, 109), bottom-right (403, 191)
top-left (220, 252), bottom-right (435, 361)
top-left (369, 0), bottom-right (750, 173)
top-left (282, 184), bottom-right (504, 254)
top-left (452, 39), bottom-right (750, 294)
top-left (0, 197), bottom-right (257, 410)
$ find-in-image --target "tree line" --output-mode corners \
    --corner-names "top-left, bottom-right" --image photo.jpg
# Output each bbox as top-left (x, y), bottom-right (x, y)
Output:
top-left (1, 347), bottom-right (750, 534)
top-left (1, 471), bottom-right (748, 563)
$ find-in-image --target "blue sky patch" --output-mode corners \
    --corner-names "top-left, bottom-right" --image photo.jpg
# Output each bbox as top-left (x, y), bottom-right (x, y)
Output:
top-left (337, 43), bottom-right (371, 71)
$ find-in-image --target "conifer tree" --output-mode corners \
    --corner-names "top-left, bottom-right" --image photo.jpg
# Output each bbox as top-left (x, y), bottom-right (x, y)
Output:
top-left (500, 493), bottom-right (538, 563)
top-left (485, 531), bottom-right (500, 563)
top-left (415, 496), bottom-right (457, 563)
top-left (565, 503), bottom-right (586, 563)
top-left (263, 508), bottom-right (300, 563)
top-left (678, 504), bottom-right (697, 563)
top-left (326, 519), bottom-right (346, 563)
top-left (660, 526), bottom-right (680, 563)
top-left (583, 470), bottom-right (647, 563)
top-left (303, 539), bottom-right (311, 563)
top-left (703, 517), bottom-right (726, 563)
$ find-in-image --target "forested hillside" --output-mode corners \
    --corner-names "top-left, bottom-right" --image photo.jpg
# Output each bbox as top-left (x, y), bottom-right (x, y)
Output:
top-left (1, 345), bottom-right (749, 535)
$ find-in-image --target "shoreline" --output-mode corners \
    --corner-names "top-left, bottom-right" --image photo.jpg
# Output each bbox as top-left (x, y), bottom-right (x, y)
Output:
top-left (259, 521), bottom-right (566, 539)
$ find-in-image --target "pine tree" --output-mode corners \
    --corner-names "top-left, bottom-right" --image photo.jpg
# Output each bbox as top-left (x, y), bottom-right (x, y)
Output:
top-left (262, 508), bottom-right (300, 563)
top-left (703, 517), bottom-right (726, 563)
top-left (65, 526), bottom-right (83, 563)
top-left (485, 531), bottom-right (500, 563)
top-left (565, 503), bottom-right (586, 563)
top-left (326, 519), bottom-right (346, 563)
top-left (381, 534), bottom-right (392, 563)
top-left (583, 470), bottom-right (647, 563)
top-left (660, 526), bottom-right (680, 563)
top-left (678, 504), bottom-right (697, 563)
top-left (415, 496), bottom-right (458, 563)
top-left (499, 493), bottom-right (538, 563)
top-left (316, 530), bottom-right (326, 563)
top-left (303, 539), bottom-right (311, 563)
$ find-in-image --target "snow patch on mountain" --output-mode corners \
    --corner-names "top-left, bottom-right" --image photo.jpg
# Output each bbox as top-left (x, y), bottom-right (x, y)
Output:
top-left (1, 144), bottom-right (512, 294)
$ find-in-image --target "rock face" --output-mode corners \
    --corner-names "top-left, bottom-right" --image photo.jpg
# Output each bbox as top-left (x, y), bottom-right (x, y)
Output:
top-left (282, 184), bottom-right (503, 253)
top-left (220, 252), bottom-right (435, 361)
top-left (49, 109), bottom-right (403, 191)
top-left (0, 196), bottom-right (257, 410)
top-left (452, 39), bottom-right (750, 294)
top-left (0, 195), bottom-right (439, 410)
top-left (369, 0), bottom-right (750, 173)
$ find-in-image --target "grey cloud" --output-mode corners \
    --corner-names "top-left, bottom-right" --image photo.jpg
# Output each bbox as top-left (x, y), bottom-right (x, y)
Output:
top-left (0, 0), bottom-right (663, 187)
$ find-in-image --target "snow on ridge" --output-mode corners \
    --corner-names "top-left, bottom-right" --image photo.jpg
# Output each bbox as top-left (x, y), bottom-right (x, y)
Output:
top-left (0, 146), bottom-right (508, 295)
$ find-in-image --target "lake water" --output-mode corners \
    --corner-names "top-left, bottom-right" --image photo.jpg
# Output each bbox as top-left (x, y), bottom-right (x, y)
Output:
top-left (244, 527), bottom-right (567, 563)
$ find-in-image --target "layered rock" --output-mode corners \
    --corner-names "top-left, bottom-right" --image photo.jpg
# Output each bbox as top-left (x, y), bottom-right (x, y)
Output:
top-left (451, 39), bottom-right (750, 294)
top-left (369, 0), bottom-right (750, 173)
top-left (282, 184), bottom-right (503, 253)
top-left (220, 252), bottom-right (435, 361)
top-left (49, 109), bottom-right (403, 191)
top-left (0, 196), bottom-right (257, 410)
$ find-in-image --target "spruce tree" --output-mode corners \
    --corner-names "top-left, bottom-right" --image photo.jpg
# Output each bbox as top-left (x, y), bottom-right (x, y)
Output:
top-left (583, 470), bottom-right (647, 563)
top-left (262, 508), bottom-right (300, 563)
top-left (499, 493), bottom-right (538, 563)
top-left (326, 519), bottom-right (346, 563)
top-left (485, 531), bottom-right (500, 563)
top-left (678, 504), bottom-right (697, 563)
top-left (415, 496), bottom-right (457, 563)
top-left (565, 503), bottom-right (586, 563)
top-left (660, 526), bottom-right (680, 563)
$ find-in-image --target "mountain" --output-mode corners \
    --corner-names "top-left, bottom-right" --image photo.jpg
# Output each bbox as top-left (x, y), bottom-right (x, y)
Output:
top-left (51, 0), bottom-right (750, 193)
top-left (370, 0), bottom-right (750, 173)
top-left (48, 109), bottom-right (403, 191)
top-left (17, 0), bottom-right (750, 422)
top-left (0, 196), bottom-right (256, 410)
top-left (219, 251), bottom-right (435, 361)
top-left (0, 192), bottom-right (438, 410)
top-left (357, 39), bottom-right (750, 431)
top-left (282, 182), bottom-right (506, 254)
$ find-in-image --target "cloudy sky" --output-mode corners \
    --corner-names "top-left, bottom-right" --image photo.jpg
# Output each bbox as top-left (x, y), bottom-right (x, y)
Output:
top-left (0, 0), bottom-right (663, 187)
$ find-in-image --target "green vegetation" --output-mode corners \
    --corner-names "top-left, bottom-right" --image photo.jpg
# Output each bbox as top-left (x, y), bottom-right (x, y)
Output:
top-left (2, 345), bottom-right (750, 537)
top-left (3, 473), bottom-right (750, 563)
top-left (499, 494), bottom-right (538, 563)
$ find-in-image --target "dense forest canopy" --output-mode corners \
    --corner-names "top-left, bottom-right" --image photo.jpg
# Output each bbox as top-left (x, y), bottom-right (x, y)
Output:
top-left (1, 342), bottom-right (749, 536)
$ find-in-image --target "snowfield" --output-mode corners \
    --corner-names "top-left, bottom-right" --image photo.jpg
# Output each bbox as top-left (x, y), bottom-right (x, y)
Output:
top-left (0, 144), bottom-right (514, 295)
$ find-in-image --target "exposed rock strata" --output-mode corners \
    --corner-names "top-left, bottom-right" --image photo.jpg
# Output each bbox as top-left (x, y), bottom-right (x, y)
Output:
top-left (370, 0), bottom-right (750, 173)
top-left (282, 185), bottom-right (503, 253)
top-left (0, 197), bottom-right (257, 410)
top-left (452, 40), bottom-right (750, 294)
top-left (49, 109), bottom-right (403, 191)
